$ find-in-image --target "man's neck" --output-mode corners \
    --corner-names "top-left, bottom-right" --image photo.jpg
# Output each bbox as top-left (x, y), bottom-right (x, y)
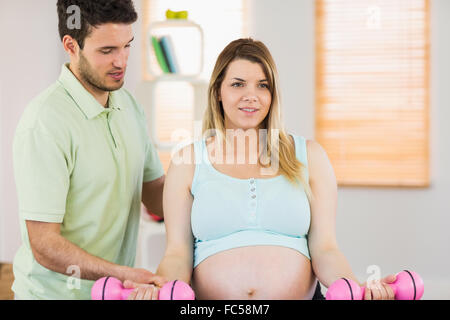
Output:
top-left (68, 64), bottom-right (109, 107)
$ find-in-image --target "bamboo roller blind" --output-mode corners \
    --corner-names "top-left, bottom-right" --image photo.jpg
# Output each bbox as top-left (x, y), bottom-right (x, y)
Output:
top-left (315, 0), bottom-right (430, 187)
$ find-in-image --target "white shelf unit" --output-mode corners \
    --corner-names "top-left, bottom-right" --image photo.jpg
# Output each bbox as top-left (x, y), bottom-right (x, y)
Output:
top-left (136, 20), bottom-right (208, 271)
top-left (147, 19), bottom-right (204, 79)
top-left (140, 19), bottom-right (208, 151)
top-left (137, 79), bottom-right (208, 151)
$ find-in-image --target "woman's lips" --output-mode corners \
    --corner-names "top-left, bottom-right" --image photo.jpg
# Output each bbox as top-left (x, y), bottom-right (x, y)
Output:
top-left (239, 107), bottom-right (259, 115)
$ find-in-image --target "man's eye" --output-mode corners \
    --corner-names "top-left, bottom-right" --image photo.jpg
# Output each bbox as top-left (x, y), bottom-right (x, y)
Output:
top-left (101, 50), bottom-right (112, 55)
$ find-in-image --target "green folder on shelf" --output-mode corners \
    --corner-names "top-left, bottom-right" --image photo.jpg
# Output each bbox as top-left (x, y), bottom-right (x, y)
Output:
top-left (151, 36), bottom-right (170, 74)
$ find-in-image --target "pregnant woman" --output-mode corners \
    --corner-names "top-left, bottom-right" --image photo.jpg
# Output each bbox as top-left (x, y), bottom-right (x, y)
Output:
top-left (126, 38), bottom-right (396, 300)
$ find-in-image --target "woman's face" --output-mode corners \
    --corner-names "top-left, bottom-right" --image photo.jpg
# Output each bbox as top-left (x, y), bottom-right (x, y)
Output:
top-left (219, 59), bottom-right (272, 131)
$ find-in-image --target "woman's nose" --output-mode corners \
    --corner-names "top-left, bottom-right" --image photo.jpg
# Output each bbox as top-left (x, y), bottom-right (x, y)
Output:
top-left (242, 89), bottom-right (258, 102)
top-left (242, 95), bottom-right (258, 102)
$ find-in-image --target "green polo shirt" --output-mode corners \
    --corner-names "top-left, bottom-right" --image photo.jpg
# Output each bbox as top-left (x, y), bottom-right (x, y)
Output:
top-left (12, 64), bottom-right (164, 300)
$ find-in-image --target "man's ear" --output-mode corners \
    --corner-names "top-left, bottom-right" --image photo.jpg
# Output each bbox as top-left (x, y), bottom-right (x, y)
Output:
top-left (62, 35), bottom-right (79, 57)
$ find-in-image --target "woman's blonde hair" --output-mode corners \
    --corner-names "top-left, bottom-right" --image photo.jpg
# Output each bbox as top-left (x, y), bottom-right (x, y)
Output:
top-left (202, 38), bottom-right (312, 201)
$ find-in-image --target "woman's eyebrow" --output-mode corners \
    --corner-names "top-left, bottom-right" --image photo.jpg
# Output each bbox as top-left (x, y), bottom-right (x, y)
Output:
top-left (231, 77), bottom-right (268, 82)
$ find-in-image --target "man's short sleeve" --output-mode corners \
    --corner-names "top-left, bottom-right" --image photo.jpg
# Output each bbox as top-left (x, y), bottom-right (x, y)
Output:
top-left (13, 128), bottom-right (70, 223)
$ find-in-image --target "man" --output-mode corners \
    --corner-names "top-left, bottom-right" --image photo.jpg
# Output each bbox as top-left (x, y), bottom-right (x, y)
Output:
top-left (12, 0), bottom-right (165, 299)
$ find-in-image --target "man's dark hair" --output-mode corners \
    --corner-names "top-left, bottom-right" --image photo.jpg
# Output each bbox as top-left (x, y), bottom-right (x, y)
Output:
top-left (57, 0), bottom-right (138, 50)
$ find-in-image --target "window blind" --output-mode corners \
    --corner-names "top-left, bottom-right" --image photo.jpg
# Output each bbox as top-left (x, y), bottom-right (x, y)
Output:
top-left (315, 0), bottom-right (430, 187)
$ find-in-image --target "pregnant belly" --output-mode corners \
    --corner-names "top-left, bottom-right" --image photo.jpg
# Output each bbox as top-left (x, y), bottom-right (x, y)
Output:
top-left (191, 246), bottom-right (317, 300)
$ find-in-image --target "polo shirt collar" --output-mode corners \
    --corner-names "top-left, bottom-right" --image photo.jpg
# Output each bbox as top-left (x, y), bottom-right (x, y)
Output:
top-left (58, 63), bottom-right (125, 119)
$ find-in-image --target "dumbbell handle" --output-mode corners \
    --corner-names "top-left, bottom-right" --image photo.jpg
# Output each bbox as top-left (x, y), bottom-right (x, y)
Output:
top-left (345, 279), bottom-right (399, 298)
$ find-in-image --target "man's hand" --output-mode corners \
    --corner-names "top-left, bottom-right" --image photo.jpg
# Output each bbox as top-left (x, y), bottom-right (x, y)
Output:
top-left (122, 268), bottom-right (167, 288)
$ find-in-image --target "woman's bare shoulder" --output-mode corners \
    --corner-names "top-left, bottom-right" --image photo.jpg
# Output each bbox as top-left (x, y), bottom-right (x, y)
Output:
top-left (306, 139), bottom-right (329, 160)
top-left (166, 142), bottom-right (197, 187)
top-left (305, 139), bottom-right (336, 184)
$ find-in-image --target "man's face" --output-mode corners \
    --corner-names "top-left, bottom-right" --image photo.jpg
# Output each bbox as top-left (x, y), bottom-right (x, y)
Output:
top-left (76, 23), bottom-right (134, 92)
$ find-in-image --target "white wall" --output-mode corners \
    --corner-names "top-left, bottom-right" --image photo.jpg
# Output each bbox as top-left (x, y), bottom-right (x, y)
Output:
top-left (247, 0), bottom-right (316, 138)
top-left (0, 0), bottom-right (65, 262)
top-left (247, 0), bottom-right (450, 299)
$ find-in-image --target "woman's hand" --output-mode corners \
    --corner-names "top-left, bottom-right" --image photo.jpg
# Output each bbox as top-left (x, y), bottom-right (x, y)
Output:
top-left (124, 276), bottom-right (169, 300)
top-left (364, 274), bottom-right (397, 300)
top-left (124, 280), bottom-right (159, 300)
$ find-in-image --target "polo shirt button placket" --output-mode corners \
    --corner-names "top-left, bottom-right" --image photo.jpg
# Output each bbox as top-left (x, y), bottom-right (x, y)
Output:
top-left (105, 110), bottom-right (118, 150)
top-left (112, 107), bottom-right (121, 148)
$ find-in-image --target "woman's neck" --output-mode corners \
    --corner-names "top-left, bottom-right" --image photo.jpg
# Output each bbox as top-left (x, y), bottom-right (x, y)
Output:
top-left (214, 127), bottom-right (263, 166)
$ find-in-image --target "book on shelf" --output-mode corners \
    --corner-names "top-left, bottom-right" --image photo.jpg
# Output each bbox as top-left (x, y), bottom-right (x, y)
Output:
top-left (151, 36), bottom-right (170, 74)
top-left (159, 35), bottom-right (179, 74)
top-left (158, 37), bottom-right (172, 73)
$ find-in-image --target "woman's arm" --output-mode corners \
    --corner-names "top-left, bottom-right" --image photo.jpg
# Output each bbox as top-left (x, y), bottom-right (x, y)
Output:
top-left (306, 140), bottom-right (359, 288)
top-left (306, 140), bottom-right (395, 300)
top-left (156, 144), bottom-right (196, 284)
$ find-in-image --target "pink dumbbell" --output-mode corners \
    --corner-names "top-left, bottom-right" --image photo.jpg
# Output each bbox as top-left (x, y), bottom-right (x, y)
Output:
top-left (91, 276), bottom-right (195, 300)
top-left (326, 270), bottom-right (424, 300)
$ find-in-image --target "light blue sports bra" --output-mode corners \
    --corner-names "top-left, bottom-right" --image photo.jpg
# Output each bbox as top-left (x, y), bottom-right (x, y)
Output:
top-left (190, 134), bottom-right (311, 268)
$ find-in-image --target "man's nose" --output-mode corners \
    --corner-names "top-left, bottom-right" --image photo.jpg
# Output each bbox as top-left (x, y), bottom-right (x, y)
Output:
top-left (112, 49), bottom-right (128, 69)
